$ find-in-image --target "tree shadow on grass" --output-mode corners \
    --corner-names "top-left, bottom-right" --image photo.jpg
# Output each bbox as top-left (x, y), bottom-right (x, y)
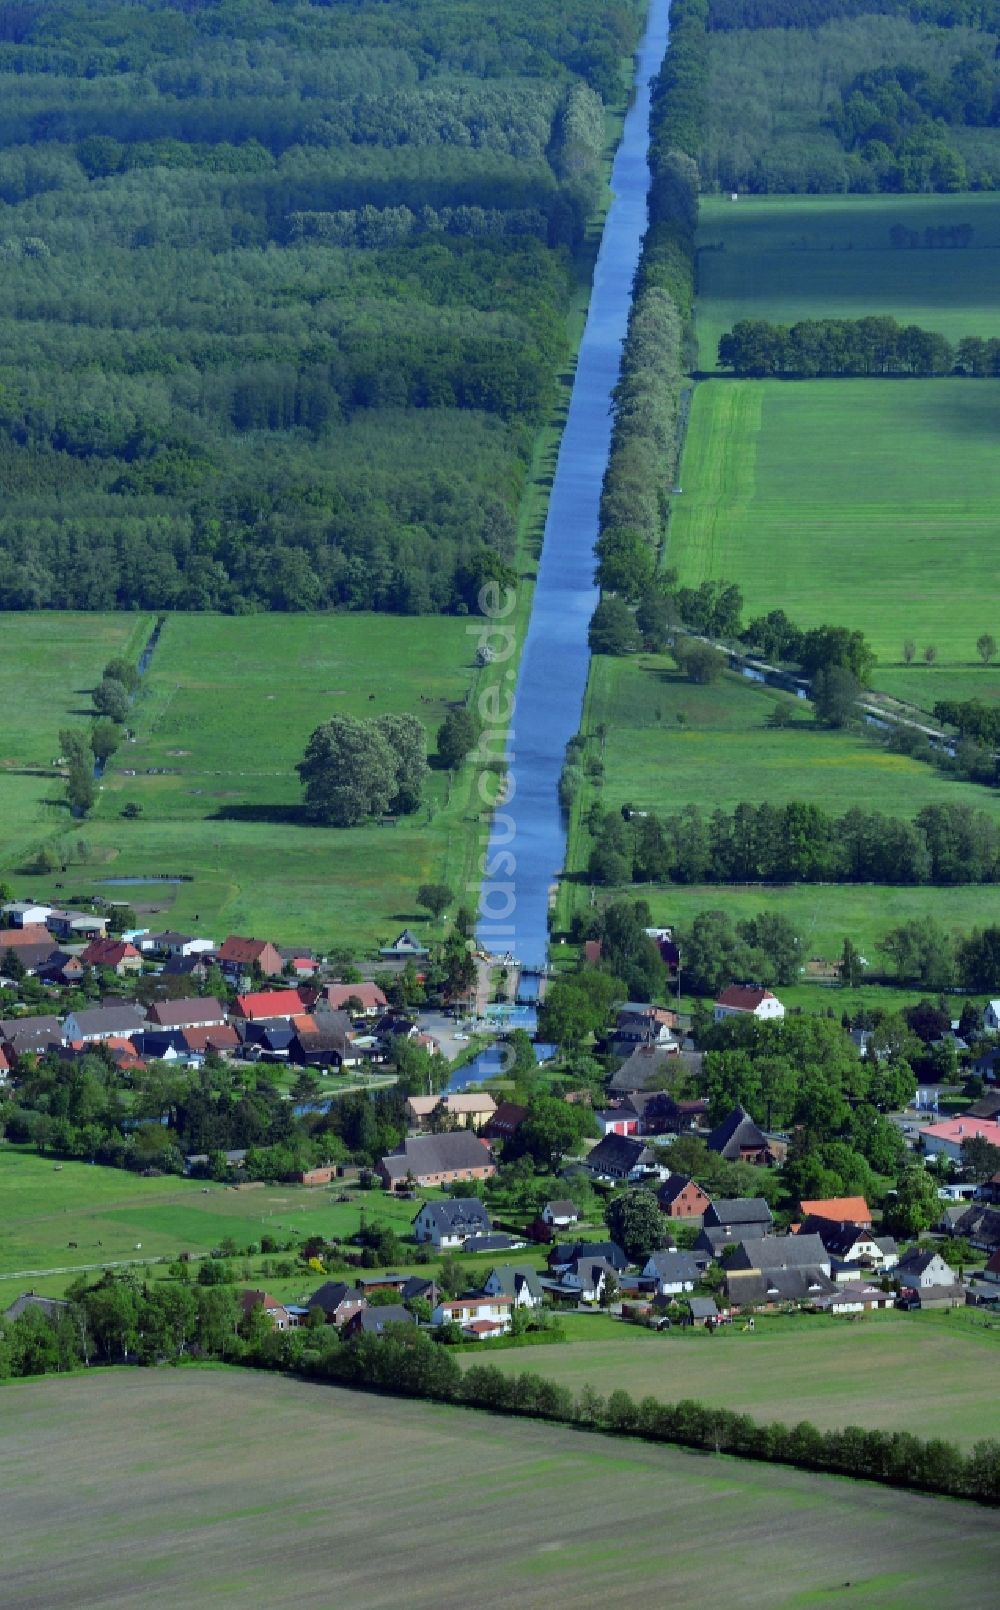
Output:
top-left (210, 802), bottom-right (309, 826)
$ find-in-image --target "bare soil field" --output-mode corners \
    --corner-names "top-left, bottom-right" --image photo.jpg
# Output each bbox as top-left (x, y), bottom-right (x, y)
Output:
top-left (2, 1369), bottom-right (998, 1609)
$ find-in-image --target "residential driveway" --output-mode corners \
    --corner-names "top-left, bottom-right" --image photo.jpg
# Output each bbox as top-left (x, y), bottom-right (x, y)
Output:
top-left (416, 1011), bottom-right (483, 1062)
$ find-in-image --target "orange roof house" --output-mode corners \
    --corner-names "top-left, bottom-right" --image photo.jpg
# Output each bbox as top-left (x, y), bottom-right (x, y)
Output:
top-left (799, 1196), bottom-right (871, 1228)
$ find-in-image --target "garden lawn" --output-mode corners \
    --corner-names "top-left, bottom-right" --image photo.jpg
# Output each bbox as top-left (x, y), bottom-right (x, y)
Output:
top-left (463, 1309), bottom-right (1000, 1451)
top-left (4, 1371), bottom-right (999, 1608)
top-left (668, 378), bottom-right (1000, 667)
top-left (696, 192), bottom-right (1000, 371)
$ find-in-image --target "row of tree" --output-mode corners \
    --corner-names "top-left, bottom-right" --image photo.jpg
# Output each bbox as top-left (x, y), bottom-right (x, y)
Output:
top-left (592, 0), bottom-right (704, 600)
top-left (718, 316), bottom-right (971, 377)
top-left (587, 799), bottom-right (999, 887)
top-left (6, 1276), bottom-right (997, 1503)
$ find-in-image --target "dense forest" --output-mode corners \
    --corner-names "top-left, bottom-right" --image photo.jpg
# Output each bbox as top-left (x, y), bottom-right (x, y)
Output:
top-left (697, 0), bottom-right (1000, 192)
top-left (0, 0), bottom-right (643, 612)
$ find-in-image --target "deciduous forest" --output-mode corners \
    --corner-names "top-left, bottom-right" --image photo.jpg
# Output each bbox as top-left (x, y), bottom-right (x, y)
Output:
top-left (0, 0), bottom-right (642, 613)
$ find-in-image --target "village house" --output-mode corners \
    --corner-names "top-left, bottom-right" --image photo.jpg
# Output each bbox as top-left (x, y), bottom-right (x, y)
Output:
top-left (640, 1249), bottom-right (698, 1296)
top-left (217, 936), bottom-right (285, 981)
top-left (657, 1174), bottom-right (712, 1222)
top-left (481, 1101), bottom-right (528, 1143)
top-left (140, 930), bottom-right (216, 959)
top-left (984, 1000), bottom-right (1000, 1034)
top-left (290, 1012), bottom-right (361, 1070)
top-left (703, 1197), bottom-right (773, 1236)
top-left (728, 1233), bottom-right (832, 1279)
top-left (799, 1195), bottom-right (872, 1228)
top-left (1, 901), bottom-right (53, 929)
top-left (713, 985), bottom-right (785, 1023)
top-left (895, 1247), bottom-right (962, 1308)
top-left (405, 1092), bottom-right (497, 1132)
top-left (814, 1282), bottom-right (896, 1315)
top-left (798, 1218), bottom-right (898, 1278)
top-left (481, 1265), bottom-right (544, 1309)
top-left (279, 945), bottom-right (319, 979)
top-left (706, 1106), bottom-right (785, 1166)
top-left (558, 1256), bottom-right (617, 1305)
top-left (412, 1198), bottom-right (491, 1249)
top-left (47, 909), bottom-right (108, 941)
top-left (379, 929), bottom-right (430, 960)
top-left (541, 1200), bottom-right (579, 1229)
top-left (379, 1130), bottom-right (496, 1191)
top-left (78, 938), bottom-right (143, 976)
top-left (606, 1043), bottom-right (677, 1097)
top-left (316, 982), bottom-right (388, 1016)
top-left (145, 997), bottom-right (228, 1032)
top-left (231, 988), bottom-right (309, 1023)
top-left (343, 1305), bottom-right (414, 1339)
top-left (919, 1117), bottom-right (1000, 1163)
top-left (583, 1132), bottom-right (662, 1183)
top-left (239, 1290), bottom-right (301, 1331)
top-left (0, 927), bottom-right (62, 974)
top-left (953, 1204), bottom-right (1000, 1254)
top-left (306, 1282), bottom-right (368, 1328)
top-left (0, 1014), bottom-right (65, 1056)
top-left (726, 1266), bottom-right (838, 1309)
top-left (547, 1240), bottom-right (627, 1276)
top-left (3, 1291), bottom-right (69, 1323)
top-left (432, 1293), bottom-right (513, 1339)
top-left (62, 1002), bottom-right (147, 1044)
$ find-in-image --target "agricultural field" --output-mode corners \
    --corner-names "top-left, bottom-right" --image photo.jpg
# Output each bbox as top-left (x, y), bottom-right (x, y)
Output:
top-left (667, 378), bottom-right (1000, 669)
top-left (465, 1311), bottom-right (1000, 1451)
top-left (696, 192), bottom-right (1000, 371)
top-left (4, 1371), bottom-right (999, 1608)
top-left (0, 612), bottom-right (495, 949)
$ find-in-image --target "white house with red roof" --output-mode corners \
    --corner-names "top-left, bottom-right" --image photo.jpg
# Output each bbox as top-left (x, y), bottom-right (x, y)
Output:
top-left (713, 986), bottom-right (785, 1023)
top-left (430, 1293), bottom-right (512, 1338)
top-left (919, 1116), bottom-right (1000, 1163)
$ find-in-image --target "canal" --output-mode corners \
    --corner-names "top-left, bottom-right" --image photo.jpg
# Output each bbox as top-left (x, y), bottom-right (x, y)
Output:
top-left (476, 0), bottom-right (671, 971)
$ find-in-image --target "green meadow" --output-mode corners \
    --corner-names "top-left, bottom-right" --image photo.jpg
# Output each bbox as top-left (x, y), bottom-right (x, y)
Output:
top-left (667, 378), bottom-right (1000, 669)
top-left (0, 612), bottom-right (498, 949)
top-left (560, 654), bottom-right (1000, 953)
top-left (0, 1147), bottom-right (427, 1285)
top-left (696, 192), bottom-right (1000, 371)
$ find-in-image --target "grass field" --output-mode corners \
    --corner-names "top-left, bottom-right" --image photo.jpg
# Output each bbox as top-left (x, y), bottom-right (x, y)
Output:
top-left (0, 1147), bottom-right (426, 1286)
top-left (668, 378), bottom-right (1000, 668)
top-left (696, 192), bottom-right (1000, 371)
top-left (0, 611), bottom-right (497, 948)
top-left (4, 1371), bottom-right (999, 1608)
top-left (463, 1311), bottom-right (1000, 1452)
top-left (559, 654), bottom-right (1000, 951)
top-left (0, 612), bottom-right (154, 872)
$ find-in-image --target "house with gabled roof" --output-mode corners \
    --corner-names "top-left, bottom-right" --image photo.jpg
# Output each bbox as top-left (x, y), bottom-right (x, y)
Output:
top-left (217, 936), bottom-right (284, 980)
top-left (547, 1240), bottom-right (626, 1274)
top-left (799, 1195), bottom-right (871, 1227)
top-left (703, 1197), bottom-right (773, 1234)
top-left (798, 1218), bottom-right (897, 1278)
top-left (232, 988), bottom-right (308, 1023)
top-left (412, 1198), bottom-right (491, 1249)
top-left (482, 1265), bottom-right (544, 1309)
top-left (657, 1174), bottom-right (711, 1222)
top-left (379, 1130), bottom-right (496, 1190)
top-left (379, 929), bottom-right (429, 960)
top-left (729, 1233), bottom-right (831, 1278)
top-left (145, 997), bottom-right (228, 1031)
top-left (343, 1305), bottom-right (415, 1339)
top-left (541, 1199), bottom-right (579, 1228)
top-left (583, 1132), bottom-right (661, 1182)
top-left (607, 1043), bottom-right (677, 1096)
top-left (62, 1002), bottom-right (147, 1043)
top-left (307, 1281), bottom-right (367, 1328)
top-left (482, 1101), bottom-right (528, 1143)
top-left (707, 1107), bottom-right (784, 1166)
top-left (79, 938), bottom-right (143, 976)
top-left (640, 1249), bottom-right (698, 1296)
top-left (317, 982), bottom-right (388, 1016)
top-left (713, 986), bottom-right (785, 1022)
top-left (431, 1294), bottom-right (512, 1337)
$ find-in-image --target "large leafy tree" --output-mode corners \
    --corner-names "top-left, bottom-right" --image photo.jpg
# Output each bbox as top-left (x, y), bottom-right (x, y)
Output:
top-left (604, 1189), bottom-right (666, 1261)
